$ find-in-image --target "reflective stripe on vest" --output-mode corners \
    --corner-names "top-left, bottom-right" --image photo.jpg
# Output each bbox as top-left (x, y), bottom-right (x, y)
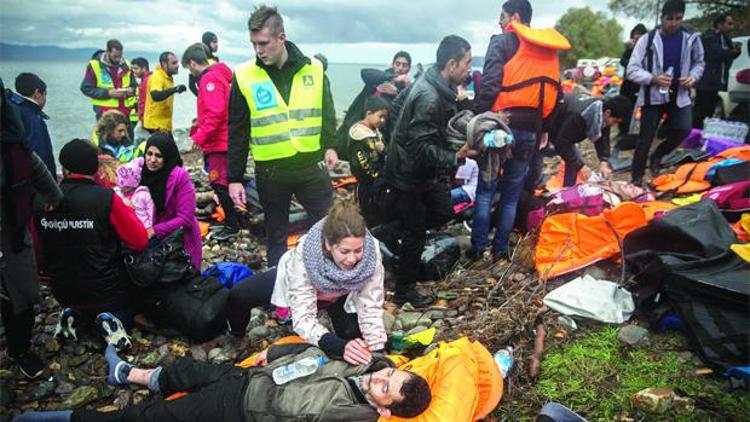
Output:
top-left (89, 59), bottom-right (135, 109)
top-left (234, 59), bottom-right (324, 161)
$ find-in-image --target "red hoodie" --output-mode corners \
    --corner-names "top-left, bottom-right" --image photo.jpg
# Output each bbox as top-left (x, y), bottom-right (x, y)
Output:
top-left (191, 63), bottom-right (232, 153)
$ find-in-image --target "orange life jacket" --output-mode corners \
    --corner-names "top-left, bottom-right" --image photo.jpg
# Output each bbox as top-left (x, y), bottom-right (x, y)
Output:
top-left (491, 22), bottom-right (571, 119)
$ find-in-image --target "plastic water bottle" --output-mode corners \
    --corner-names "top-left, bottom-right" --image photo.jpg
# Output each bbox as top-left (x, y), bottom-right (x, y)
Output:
top-left (659, 66), bottom-right (673, 95)
top-left (493, 347), bottom-right (514, 378)
top-left (483, 130), bottom-right (514, 148)
top-left (272, 356), bottom-right (327, 385)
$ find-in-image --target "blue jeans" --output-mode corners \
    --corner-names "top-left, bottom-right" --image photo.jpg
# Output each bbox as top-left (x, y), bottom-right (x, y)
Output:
top-left (470, 129), bottom-right (536, 256)
top-left (450, 187), bottom-right (472, 206)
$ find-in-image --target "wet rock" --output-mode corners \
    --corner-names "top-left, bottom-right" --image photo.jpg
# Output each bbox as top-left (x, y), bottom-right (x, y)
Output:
top-left (48, 362), bottom-right (61, 373)
top-left (383, 312), bottom-right (396, 334)
top-left (67, 355), bottom-right (89, 368)
top-left (677, 351), bottom-right (694, 364)
top-left (54, 382), bottom-right (74, 395)
top-left (152, 336), bottom-right (167, 347)
top-left (31, 381), bottom-right (56, 400)
top-left (445, 309), bottom-right (459, 318)
top-left (249, 309), bottom-right (269, 329)
top-left (617, 325), bottom-right (650, 348)
top-left (113, 389), bottom-right (131, 409)
top-left (132, 389), bottom-right (150, 405)
top-left (401, 303), bottom-right (416, 312)
top-left (248, 326), bottom-right (270, 338)
top-left (431, 319), bottom-right (445, 329)
top-left (406, 326), bottom-right (430, 336)
top-left (44, 337), bottom-right (60, 353)
top-left (425, 310), bottom-right (445, 320)
top-left (190, 346), bottom-right (208, 362)
top-left (208, 348), bottom-right (231, 363)
top-left (397, 312), bottom-right (432, 331)
top-left (631, 387), bottom-right (674, 414)
top-left (139, 350), bottom-right (162, 367)
top-left (63, 386), bottom-right (98, 409)
top-left (97, 405), bottom-right (119, 413)
top-left (673, 396), bottom-right (695, 414)
top-left (73, 344), bottom-right (87, 356)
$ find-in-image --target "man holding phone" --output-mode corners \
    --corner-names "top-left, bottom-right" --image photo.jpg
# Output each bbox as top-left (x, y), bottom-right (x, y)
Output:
top-left (693, 14), bottom-right (742, 129)
top-left (81, 39), bottom-right (138, 137)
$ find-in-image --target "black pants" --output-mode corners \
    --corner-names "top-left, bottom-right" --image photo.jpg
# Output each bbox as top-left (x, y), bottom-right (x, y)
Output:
top-left (226, 268), bottom-right (362, 340)
top-left (73, 359), bottom-right (247, 422)
top-left (356, 179), bottom-right (382, 228)
top-left (212, 184), bottom-right (240, 229)
top-left (380, 184), bottom-right (453, 291)
top-left (633, 102), bottom-right (692, 182)
top-left (551, 139), bottom-right (585, 188)
top-left (0, 298), bottom-right (34, 358)
top-left (256, 162), bottom-right (333, 266)
top-left (693, 89), bottom-right (720, 129)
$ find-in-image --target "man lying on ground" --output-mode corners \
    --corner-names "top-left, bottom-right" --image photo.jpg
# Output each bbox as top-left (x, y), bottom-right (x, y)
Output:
top-left (14, 343), bottom-right (431, 422)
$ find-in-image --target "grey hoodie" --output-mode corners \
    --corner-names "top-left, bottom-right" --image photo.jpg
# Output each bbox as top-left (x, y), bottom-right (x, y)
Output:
top-left (626, 27), bottom-right (705, 109)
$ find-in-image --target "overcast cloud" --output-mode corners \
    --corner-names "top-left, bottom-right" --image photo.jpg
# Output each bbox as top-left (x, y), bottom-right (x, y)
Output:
top-left (0, 0), bottom-right (638, 64)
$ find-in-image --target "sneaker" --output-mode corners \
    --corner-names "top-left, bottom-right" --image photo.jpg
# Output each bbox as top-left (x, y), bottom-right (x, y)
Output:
top-left (53, 307), bottom-right (78, 341)
top-left (95, 313), bottom-right (132, 351)
top-left (213, 226), bottom-right (240, 241)
top-left (15, 351), bottom-right (44, 379)
top-left (465, 249), bottom-right (483, 262)
top-left (393, 290), bottom-right (435, 307)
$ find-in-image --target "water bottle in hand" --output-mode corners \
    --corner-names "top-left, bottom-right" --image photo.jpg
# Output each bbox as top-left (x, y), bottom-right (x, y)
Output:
top-left (272, 356), bottom-right (327, 385)
top-left (659, 66), bottom-right (673, 95)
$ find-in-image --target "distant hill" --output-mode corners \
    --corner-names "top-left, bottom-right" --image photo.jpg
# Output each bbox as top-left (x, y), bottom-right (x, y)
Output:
top-left (0, 42), bottom-right (250, 63)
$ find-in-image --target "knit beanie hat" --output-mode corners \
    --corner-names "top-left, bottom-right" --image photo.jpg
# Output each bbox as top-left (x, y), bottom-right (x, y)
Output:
top-left (202, 31), bottom-right (218, 45)
top-left (59, 138), bottom-right (99, 175)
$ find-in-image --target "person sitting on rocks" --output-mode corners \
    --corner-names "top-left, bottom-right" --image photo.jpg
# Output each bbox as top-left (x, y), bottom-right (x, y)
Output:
top-left (14, 342), bottom-right (431, 421)
top-left (227, 200), bottom-right (387, 366)
top-left (139, 132), bottom-right (202, 269)
top-left (34, 139), bottom-right (148, 351)
top-left (94, 110), bottom-right (135, 163)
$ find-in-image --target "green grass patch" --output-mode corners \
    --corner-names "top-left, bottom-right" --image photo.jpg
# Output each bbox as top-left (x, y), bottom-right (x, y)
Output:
top-left (501, 325), bottom-right (750, 421)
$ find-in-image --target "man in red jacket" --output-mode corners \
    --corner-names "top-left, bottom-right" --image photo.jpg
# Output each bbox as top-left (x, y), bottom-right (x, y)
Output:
top-left (182, 43), bottom-right (239, 240)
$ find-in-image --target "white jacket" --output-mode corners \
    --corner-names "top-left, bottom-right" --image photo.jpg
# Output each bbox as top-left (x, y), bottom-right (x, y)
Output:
top-left (270, 235), bottom-right (387, 351)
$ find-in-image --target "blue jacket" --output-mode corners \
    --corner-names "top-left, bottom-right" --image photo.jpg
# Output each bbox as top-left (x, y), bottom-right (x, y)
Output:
top-left (6, 90), bottom-right (56, 176)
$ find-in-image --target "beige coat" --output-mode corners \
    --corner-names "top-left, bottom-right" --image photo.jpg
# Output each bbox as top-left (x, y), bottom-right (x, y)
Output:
top-left (270, 235), bottom-right (387, 351)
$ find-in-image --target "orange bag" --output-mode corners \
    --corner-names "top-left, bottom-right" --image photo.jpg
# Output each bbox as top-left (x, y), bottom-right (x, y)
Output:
top-left (535, 201), bottom-right (676, 279)
top-left (383, 337), bottom-right (502, 422)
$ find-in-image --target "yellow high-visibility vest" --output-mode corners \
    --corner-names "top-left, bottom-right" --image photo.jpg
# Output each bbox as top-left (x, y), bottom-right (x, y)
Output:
top-left (234, 58), bottom-right (324, 161)
top-left (88, 59), bottom-right (136, 111)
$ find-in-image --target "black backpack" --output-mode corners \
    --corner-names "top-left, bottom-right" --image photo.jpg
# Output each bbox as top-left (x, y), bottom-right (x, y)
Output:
top-left (142, 274), bottom-right (229, 342)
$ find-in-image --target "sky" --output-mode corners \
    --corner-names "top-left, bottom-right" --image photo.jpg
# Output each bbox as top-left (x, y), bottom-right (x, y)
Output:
top-left (0, 0), bottom-right (640, 65)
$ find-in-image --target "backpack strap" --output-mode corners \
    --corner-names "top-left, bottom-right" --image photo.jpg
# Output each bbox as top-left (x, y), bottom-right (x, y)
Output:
top-left (643, 29), bottom-right (657, 107)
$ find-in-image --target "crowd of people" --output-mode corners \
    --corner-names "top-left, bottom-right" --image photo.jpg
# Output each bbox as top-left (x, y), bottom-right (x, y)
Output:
top-left (2, 0), bottom-right (747, 420)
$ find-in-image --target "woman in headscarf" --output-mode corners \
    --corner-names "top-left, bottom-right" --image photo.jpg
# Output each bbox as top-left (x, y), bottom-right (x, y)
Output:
top-left (1, 77), bottom-right (62, 378)
top-left (227, 200), bottom-right (386, 366)
top-left (140, 132), bottom-right (201, 269)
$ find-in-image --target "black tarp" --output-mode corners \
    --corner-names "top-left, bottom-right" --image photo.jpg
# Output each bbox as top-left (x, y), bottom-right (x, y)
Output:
top-left (623, 200), bottom-right (750, 371)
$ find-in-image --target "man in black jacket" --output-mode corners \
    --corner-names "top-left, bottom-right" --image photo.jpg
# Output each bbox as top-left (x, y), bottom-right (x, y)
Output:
top-left (694, 14), bottom-right (741, 129)
top-left (382, 35), bottom-right (475, 306)
top-left (227, 6), bottom-right (339, 266)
